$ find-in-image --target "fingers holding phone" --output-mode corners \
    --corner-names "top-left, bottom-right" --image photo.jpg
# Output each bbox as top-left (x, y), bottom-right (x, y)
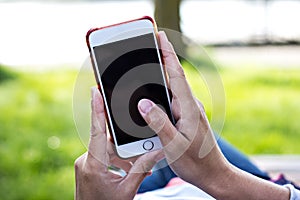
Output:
top-left (75, 87), bottom-right (163, 200)
top-left (87, 87), bottom-right (108, 168)
top-left (137, 32), bottom-right (227, 189)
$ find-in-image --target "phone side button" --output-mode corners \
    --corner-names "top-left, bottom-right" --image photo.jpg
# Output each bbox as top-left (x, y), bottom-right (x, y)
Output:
top-left (143, 140), bottom-right (154, 151)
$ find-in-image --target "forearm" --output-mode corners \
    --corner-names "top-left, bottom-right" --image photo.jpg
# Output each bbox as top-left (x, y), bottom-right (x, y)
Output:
top-left (202, 163), bottom-right (290, 200)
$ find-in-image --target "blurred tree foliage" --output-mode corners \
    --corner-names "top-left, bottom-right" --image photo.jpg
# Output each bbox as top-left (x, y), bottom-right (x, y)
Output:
top-left (0, 65), bottom-right (17, 83)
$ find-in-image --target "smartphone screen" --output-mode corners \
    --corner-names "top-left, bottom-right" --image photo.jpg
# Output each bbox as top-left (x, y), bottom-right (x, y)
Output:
top-left (93, 33), bottom-right (173, 145)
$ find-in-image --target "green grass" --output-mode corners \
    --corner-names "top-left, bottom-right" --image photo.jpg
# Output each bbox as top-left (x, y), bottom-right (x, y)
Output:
top-left (0, 66), bottom-right (83, 199)
top-left (0, 65), bottom-right (18, 83)
top-left (220, 68), bottom-right (300, 154)
top-left (184, 65), bottom-right (300, 154)
top-left (0, 64), bottom-right (300, 199)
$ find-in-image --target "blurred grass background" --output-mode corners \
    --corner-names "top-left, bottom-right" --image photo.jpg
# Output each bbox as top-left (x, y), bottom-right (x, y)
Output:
top-left (0, 65), bottom-right (83, 199)
top-left (185, 65), bottom-right (300, 154)
top-left (1, 62), bottom-right (300, 199)
top-left (1, 0), bottom-right (300, 199)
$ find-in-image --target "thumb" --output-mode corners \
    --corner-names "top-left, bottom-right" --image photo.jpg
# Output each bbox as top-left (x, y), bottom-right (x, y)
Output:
top-left (138, 99), bottom-right (178, 146)
top-left (121, 150), bottom-right (164, 192)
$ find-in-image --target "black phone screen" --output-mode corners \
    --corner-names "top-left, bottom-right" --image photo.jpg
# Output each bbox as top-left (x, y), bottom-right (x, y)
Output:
top-left (93, 33), bottom-right (173, 145)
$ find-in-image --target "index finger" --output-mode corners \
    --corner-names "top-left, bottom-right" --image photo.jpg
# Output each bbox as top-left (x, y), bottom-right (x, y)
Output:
top-left (158, 31), bottom-right (195, 111)
top-left (87, 87), bottom-right (108, 167)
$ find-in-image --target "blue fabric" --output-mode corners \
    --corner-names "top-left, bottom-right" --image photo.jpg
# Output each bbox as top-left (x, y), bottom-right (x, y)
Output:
top-left (216, 137), bottom-right (270, 180)
top-left (138, 137), bottom-right (270, 193)
top-left (138, 159), bottom-right (176, 193)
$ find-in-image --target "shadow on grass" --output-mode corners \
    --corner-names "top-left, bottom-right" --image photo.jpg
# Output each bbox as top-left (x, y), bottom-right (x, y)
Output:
top-left (0, 64), bottom-right (18, 83)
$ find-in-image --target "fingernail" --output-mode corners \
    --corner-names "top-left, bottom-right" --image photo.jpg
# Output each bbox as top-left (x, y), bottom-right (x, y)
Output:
top-left (160, 31), bottom-right (167, 40)
top-left (138, 99), bottom-right (153, 114)
top-left (147, 170), bottom-right (153, 176)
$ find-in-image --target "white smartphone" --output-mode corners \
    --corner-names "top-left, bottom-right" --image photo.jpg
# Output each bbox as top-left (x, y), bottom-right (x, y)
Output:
top-left (86, 16), bottom-right (174, 159)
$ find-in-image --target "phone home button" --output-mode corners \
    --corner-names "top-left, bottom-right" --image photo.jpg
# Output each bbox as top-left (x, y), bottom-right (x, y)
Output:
top-left (143, 140), bottom-right (154, 151)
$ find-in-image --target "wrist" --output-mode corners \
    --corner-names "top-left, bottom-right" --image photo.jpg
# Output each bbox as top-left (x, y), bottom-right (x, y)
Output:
top-left (193, 145), bottom-right (232, 191)
top-left (203, 162), bottom-right (237, 198)
top-left (199, 162), bottom-right (290, 200)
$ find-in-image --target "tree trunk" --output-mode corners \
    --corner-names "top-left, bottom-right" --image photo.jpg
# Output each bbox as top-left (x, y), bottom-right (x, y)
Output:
top-left (154, 0), bottom-right (181, 32)
top-left (154, 0), bottom-right (186, 58)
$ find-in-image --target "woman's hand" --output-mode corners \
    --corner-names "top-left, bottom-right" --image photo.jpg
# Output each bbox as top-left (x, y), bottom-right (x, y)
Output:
top-left (137, 31), bottom-right (228, 189)
top-left (138, 31), bottom-right (290, 200)
top-left (75, 87), bottom-right (163, 200)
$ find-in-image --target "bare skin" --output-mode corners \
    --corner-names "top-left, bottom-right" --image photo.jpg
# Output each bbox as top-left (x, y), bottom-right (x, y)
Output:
top-left (75, 31), bottom-right (290, 200)
top-left (74, 88), bottom-right (163, 200)
top-left (137, 31), bottom-right (290, 200)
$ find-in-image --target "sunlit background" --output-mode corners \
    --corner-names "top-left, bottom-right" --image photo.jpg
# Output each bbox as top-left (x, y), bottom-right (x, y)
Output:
top-left (0, 0), bottom-right (300, 199)
top-left (1, 0), bottom-right (300, 67)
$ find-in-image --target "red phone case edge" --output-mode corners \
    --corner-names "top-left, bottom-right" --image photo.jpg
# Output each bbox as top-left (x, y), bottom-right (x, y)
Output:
top-left (86, 16), bottom-right (156, 53)
top-left (85, 16), bottom-right (159, 151)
